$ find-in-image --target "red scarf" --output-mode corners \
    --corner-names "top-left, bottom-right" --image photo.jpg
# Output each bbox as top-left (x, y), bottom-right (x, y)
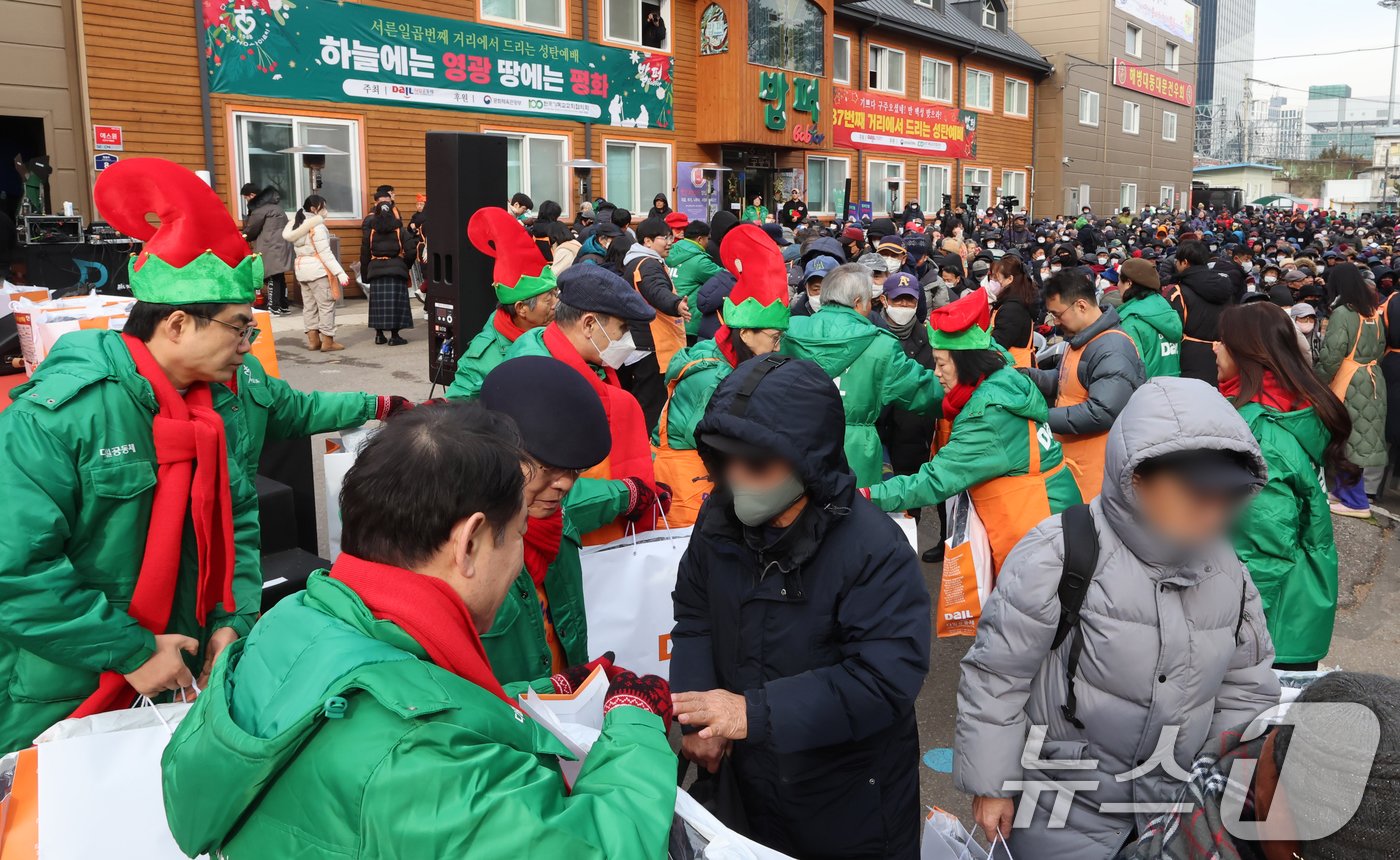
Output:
top-left (491, 307), bottom-right (530, 343)
top-left (1219, 370), bottom-right (1308, 412)
top-left (329, 553), bottom-right (514, 707)
top-left (942, 377), bottom-right (984, 421)
top-left (523, 511), bottom-right (564, 588)
top-left (714, 326), bottom-right (739, 367)
top-left (70, 335), bottom-right (237, 719)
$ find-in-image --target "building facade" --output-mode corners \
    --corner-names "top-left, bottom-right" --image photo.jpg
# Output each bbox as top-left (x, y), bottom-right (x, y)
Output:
top-left (1015, 0), bottom-right (1198, 216)
top-left (1304, 85), bottom-right (1400, 159)
top-left (1189, 0), bottom-right (1255, 160)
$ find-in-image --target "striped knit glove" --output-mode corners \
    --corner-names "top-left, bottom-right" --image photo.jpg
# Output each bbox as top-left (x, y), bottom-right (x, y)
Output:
top-left (604, 671), bottom-right (673, 731)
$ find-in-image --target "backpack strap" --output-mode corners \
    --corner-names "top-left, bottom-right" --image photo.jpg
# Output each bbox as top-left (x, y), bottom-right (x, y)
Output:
top-left (1052, 503), bottom-right (1098, 730)
top-left (726, 354), bottom-right (791, 420)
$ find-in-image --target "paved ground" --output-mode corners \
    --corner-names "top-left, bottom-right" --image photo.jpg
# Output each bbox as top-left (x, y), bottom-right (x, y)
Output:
top-left (271, 300), bottom-right (1400, 818)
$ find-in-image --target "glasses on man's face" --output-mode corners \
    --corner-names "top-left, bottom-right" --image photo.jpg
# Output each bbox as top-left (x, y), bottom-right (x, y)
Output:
top-left (200, 315), bottom-right (260, 345)
top-left (758, 330), bottom-right (783, 350)
top-left (532, 459), bottom-right (583, 485)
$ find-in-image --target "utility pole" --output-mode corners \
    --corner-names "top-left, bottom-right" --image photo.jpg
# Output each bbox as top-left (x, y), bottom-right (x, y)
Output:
top-left (1242, 78), bottom-right (1253, 164)
top-left (1384, 0), bottom-right (1400, 125)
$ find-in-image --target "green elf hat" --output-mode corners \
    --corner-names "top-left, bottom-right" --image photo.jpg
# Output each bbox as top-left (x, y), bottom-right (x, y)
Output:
top-left (93, 157), bottom-right (261, 304)
top-left (719, 223), bottom-right (791, 331)
top-left (468, 207), bottom-right (556, 304)
top-left (928, 287), bottom-right (993, 350)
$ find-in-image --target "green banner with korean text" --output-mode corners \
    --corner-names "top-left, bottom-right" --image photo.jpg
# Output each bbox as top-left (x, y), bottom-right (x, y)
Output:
top-left (204, 0), bottom-right (674, 129)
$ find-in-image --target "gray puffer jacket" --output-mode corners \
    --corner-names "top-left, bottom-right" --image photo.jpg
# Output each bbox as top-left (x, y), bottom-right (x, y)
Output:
top-left (1030, 306), bottom-right (1146, 435)
top-left (953, 377), bottom-right (1280, 860)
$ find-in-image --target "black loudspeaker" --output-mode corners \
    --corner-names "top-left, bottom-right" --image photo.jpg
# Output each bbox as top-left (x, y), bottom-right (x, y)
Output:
top-left (423, 132), bottom-right (509, 386)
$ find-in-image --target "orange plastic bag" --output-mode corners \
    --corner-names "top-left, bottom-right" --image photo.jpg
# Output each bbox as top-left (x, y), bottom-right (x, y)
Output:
top-left (936, 491), bottom-right (994, 638)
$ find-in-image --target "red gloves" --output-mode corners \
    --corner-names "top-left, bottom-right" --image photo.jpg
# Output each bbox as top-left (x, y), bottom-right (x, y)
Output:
top-left (374, 395), bottom-right (414, 420)
top-left (656, 482), bottom-right (673, 515)
top-left (857, 487), bottom-right (872, 501)
top-left (549, 651), bottom-right (623, 695)
top-left (604, 670), bottom-right (673, 731)
top-left (621, 477), bottom-right (658, 522)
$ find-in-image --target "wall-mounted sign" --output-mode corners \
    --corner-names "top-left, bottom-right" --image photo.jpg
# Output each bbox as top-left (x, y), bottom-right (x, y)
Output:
top-left (94, 153), bottom-right (119, 172)
top-left (1113, 58), bottom-right (1194, 108)
top-left (204, 0), bottom-right (675, 129)
top-left (93, 125), bottom-right (123, 151)
top-left (676, 161), bottom-right (723, 220)
top-left (758, 71), bottom-right (822, 144)
top-left (699, 4), bottom-right (729, 55)
top-left (831, 88), bottom-right (976, 159)
top-left (1113, 0), bottom-right (1196, 44)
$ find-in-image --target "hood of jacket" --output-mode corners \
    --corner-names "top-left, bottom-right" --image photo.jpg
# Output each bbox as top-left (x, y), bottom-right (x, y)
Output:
top-left (1177, 264), bottom-right (1234, 305)
top-left (1101, 377), bottom-right (1266, 569)
top-left (1119, 291), bottom-right (1184, 341)
top-left (578, 234), bottom-right (608, 258)
top-left (964, 362), bottom-right (1048, 424)
top-left (666, 237), bottom-right (708, 268)
top-left (281, 211), bottom-right (324, 244)
top-left (622, 241), bottom-right (662, 267)
top-left (15, 329), bottom-right (154, 412)
top-left (781, 304), bottom-right (882, 378)
top-left (799, 236), bottom-right (845, 266)
top-left (1242, 402), bottom-right (1328, 468)
top-left (249, 186), bottom-right (282, 211)
top-left (1066, 304), bottom-right (1124, 349)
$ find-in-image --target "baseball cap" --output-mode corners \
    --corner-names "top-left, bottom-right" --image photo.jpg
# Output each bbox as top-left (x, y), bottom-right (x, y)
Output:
top-left (804, 255), bottom-right (840, 280)
top-left (1289, 302), bottom-right (1317, 319)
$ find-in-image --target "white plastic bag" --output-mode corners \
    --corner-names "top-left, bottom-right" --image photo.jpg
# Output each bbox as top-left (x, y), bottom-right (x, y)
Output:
top-left (579, 526), bottom-right (692, 680)
top-left (322, 427), bottom-right (374, 559)
top-left (922, 806), bottom-right (1009, 860)
top-left (936, 492), bottom-right (995, 637)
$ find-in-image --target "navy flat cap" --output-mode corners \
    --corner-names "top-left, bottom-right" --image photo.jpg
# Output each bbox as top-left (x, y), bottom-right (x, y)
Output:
top-left (480, 355), bottom-right (611, 471)
top-left (557, 265), bottom-right (656, 322)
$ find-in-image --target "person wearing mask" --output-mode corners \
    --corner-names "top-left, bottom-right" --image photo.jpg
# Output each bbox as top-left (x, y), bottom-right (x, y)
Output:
top-left (650, 225), bottom-right (788, 526)
top-left (988, 255), bottom-right (1037, 368)
top-left (1117, 257), bottom-right (1182, 378)
top-left (1232, 245), bottom-right (1259, 292)
top-left (874, 273), bottom-right (939, 512)
top-left (783, 263), bottom-right (943, 486)
top-left (778, 187), bottom-right (808, 228)
top-left (282, 194), bottom-right (350, 352)
top-left (445, 209), bottom-right (558, 400)
top-left (790, 254), bottom-right (838, 317)
top-left (957, 378), bottom-right (1279, 859)
top-left (1216, 302), bottom-right (1355, 672)
top-left (241, 185), bottom-right (295, 315)
top-left (741, 193), bottom-right (769, 224)
top-left (667, 220), bottom-right (724, 341)
top-left (1290, 302), bottom-right (1322, 364)
top-left (1003, 214), bottom-right (1034, 251)
top-left (904, 232), bottom-right (947, 311)
top-left (504, 265), bottom-right (666, 544)
top-left (1316, 263), bottom-right (1387, 516)
top-left (1261, 262), bottom-right (1290, 305)
top-left (162, 403), bottom-right (678, 859)
top-left (865, 289), bottom-right (1081, 572)
top-left (575, 220), bottom-right (620, 267)
top-left (645, 193), bottom-right (671, 220)
top-left (671, 355), bottom-right (931, 860)
top-left (1030, 270), bottom-right (1146, 500)
top-left (620, 217), bottom-right (691, 431)
top-left (1169, 239), bottom-right (1236, 384)
top-left (360, 200), bottom-right (414, 345)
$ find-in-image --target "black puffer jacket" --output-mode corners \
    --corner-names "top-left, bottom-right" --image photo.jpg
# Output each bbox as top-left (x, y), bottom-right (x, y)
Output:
top-left (672, 356), bottom-right (931, 860)
top-left (877, 322), bottom-right (937, 484)
top-left (359, 215), bottom-right (411, 281)
top-left (1168, 263), bottom-right (1235, 384)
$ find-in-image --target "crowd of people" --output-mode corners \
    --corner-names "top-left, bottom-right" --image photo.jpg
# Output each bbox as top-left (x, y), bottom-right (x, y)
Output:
top-left (0, 157), bottom-right (1397, 860)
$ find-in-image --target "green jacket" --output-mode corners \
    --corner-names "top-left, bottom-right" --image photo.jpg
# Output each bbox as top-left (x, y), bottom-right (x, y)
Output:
top-left (783, 304), bottom-right (943, 486)
top-left (162, 573), bottom-right (676, 858)
top-left (741, 205), bottom-right (769, 224)
top-left (445, 312), bottom-right (514, 400)
top-left (869, 365), bottom-right (1081, 512)
top-left (1316, 304), bottom-right (1389, 467)
top-left (1231, 402), bottom-right (1338, 664)
top-left (0, 331), bottom-right (261, 753)
top-left (1117, 292), bottom-right (1182, 379)
top-left (666, 239), bottom-right (724, 337)
top-left (651, 338), bottom-right (731, 448)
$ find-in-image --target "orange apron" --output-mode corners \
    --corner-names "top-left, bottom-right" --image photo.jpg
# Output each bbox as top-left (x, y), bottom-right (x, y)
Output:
top-left (649, 359), bottom-right (718, 528)
top-left (1054, 329), bottom-right (1133, 501)
top-left (991, 304), bottom-right (1034, 369)
top-left (1328, 313), bottom-right (1382, 402)
top-left (1169, 285), bottom-right (1216, 348)
top-left (969, 420), bottom-right (1062, 575)
top-left (632, 266), bottom-right (687, 378)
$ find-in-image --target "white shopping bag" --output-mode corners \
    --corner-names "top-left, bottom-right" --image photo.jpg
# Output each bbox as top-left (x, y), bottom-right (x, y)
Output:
top-left (579, 526), bottom-right (692, 680)
top-left (935, 492), bottom-right (995, 638)
top-left (323, 427), bottom-right (374, 559)
top-left (35, 701), bottom-right (205, 859)
top-left (891, 512), bottom-right (918, 551)
top-left (921, 807), bottom-right (1013, 860)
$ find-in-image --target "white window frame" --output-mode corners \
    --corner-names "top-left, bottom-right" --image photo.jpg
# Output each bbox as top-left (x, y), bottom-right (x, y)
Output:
top-left (1079, 89), bottom-right (1100, 126)
top-left (981, 0), bottom-right (997, 28)
top-left (914, 0), bottom-right (934, 7)
top-left (1000, 169), bottom-right (1027, 211)
top-left (232, 111), bottom-right (364, 220)
top-left (867, 159), bottom-right (904, 214)
top-left (1164, 42), bottom-right (1180, 72)
top-left (920, 57), bottom-right (953, 103)
top-left (603, 0), bottom-right (671, 51)
top-left (1125, 23), bottom-right (1142, 57)
top-left (832, 34), bottom-right (851, 85)
top-left (962, 166), bottom-right (991, 200)
top-left (481, 0), bottom-right (566, 33)
top-left (965, 67), bottom-right (994, 112)
top-left (806, 155), bottom-right (850, 215)
top-left (1119, 182), bottom-right (1138, 211)
top-left (603, 139), bottom-right (672, 214)
top-left (484, 129), bottom-right (572, 217)
top-left (1162, 110), bottom-right (1178, 142)
top-left (868, 43), bottom-right (905, 94)
top-left (918, 163), bottom-right (952, 213)
top-left (1004, 77), bottom-right (1029, 117)
top-left (1159, 185), bottom-right (1175, 208)
top-left (1122, 100), bottom-right (1141, 135)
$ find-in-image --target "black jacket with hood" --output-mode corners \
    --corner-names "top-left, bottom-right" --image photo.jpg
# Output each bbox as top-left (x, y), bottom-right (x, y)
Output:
top-left (672, 355), bottom-right (931, 860)
top-left (1168, 263), bottom-right (1235, 384)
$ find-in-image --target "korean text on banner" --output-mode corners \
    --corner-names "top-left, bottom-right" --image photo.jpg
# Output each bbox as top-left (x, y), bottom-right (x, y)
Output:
top-left (832, 88), bottom-right (978, 159)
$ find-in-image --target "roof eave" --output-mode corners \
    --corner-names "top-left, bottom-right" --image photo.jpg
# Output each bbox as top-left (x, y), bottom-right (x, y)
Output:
top-left (835, 5), bottom-right (1053, 76)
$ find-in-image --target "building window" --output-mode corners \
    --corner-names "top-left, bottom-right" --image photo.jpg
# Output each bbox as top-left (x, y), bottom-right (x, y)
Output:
top-left (481, 0), bottom-right (564, 32)
top-left (981, 0), bottom-right (997, 28)
top-left (1125, 23), bottom-right (1142, 57)
top-left (868, 44), bottom-right (905, 93)
top-left (918, 163), bottom-right (951, 212)
top-left (1162, 110), bottom-right (1178, 142)
top-left (487, 130), bottom-right (570, 217)
top-left (919, 58), bottom-right (953, 102)
top-left (962, 166), bottom-right (991, 202)
top-left (807, 155), bottom-right (849, 214)
top-left (1000, 170), bottom-right (1027, 210)
top-left (749, 0), bottom-right (824, 74)
top-left (965, 68), bottom-right (994, 111)
top-left (1165, 42), bottom-right (1180, 72)
top-left (604, 0), bottom-right (670, 50)
top-left (867, 159), bottom-right (904, 215)
top-left (1159, 185), bottom-right (1175, 208)
top-left (605, 140), bottom-right (671, 213)
top-left (1119, 182), bottom-right (1137, 211)
top-left (833, 35), bottom-right (851, 85)
top-left (233, 112), bottom-right (362, 218)
top-left (1078, 89), bottom-right (1100, 126)
top-left (1004, 77), bottom-right (1029, 117)
top-left (1122, 101), bottom-right (1140, 135)
top-left (913, 0), bottom-right (933, 7)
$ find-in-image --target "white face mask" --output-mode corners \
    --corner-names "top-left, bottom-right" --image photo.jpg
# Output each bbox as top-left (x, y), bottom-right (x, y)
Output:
top-left (986, 241), bottom-right (997, 249)
top-left (1296, 319), bottom-right (1316, 335)
top-left (884, 305), bottom-right (917, 326)
top-left (1264, 275), bottom-right (1278, 285)
top-left (1050, 264), bottom-right (1063, 274)
top-left (1097, 256), bottom-right (1109, 265)
top-left (1037, 237), bottom-right (1046, 244)
top-left (808, 293), bottom-right (822, 311)
top-left (588, 324), bottom-right (637, 369)
top-left (1240, 261), bottom-right (1253, 273)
